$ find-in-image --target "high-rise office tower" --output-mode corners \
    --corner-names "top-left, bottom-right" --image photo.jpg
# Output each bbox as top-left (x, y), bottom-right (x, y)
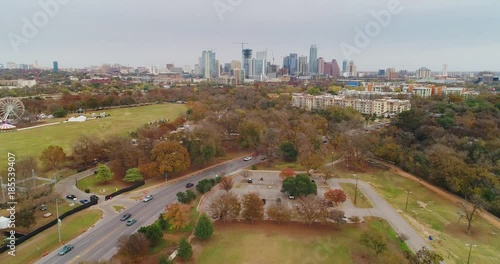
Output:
top-left (416, 67), bottom-right (431, 78)
top-left (442, 64), bottom-right (448, 77)
top-left (298, 56), bottom-right (308, 76)
top-left (331, 59), bottom-right (340, 78)
top-left (348, 61), bottom-right (357, 77)
top-left (230, 60), bottom-right (242, 70)
top-left (309, 45), bottom-right (318, 74)
top-left (200, 50), bottom-right (217, 79)
top-left (317, 57), bottom-right (325, 75)
top-left (53, 61), bottom-right (59, 72)
top-left (342, 59), bottom-right (348, 74)
top-left (243, 49), bottom-right (252, 78)
top-left (283, 53), bottom-right (298, 76)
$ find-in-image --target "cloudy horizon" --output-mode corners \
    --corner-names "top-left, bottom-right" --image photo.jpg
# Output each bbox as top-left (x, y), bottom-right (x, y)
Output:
top-left (1, 0), bottom-right (499, 71)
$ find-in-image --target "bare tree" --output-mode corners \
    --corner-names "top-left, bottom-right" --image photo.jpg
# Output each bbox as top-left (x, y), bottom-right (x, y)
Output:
top-left (294, 196), bottom-right (329, 225)
top-left (209, 192), bottom-right (241, 222)
top-left (266, 203), bottom-right (292, 224)
top-left (219, 176), bottom-right (234, 192)
top-left (328, 209), bottom-right (345, 226)
top-left (117, 233), bottom-right (150, 263)
top-left (457, 194), bottom-right (487, 235)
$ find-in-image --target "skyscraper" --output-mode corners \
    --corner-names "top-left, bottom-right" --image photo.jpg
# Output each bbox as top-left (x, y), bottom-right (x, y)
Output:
top-left (317, 57), bottom-right (325, 75)
top-left (348, 61), bottom-right (357, 77)
top-left (331, 59), bottom-right (340, 78)
top-left (283, 53), bottom-right (298, 76)
top-left (309, 45), bottom-right (318, 74)
top-left (298, 56), bottom-right (308, 76)
top-left (53, 61), bottom-right (59, 73)
top-left (416, 67), bottom-right (431, 78)
top-left (442, 64), bottom-right (448, 77)
top-left (342, 59), bottom-right (348, 74)
top-left (243, 49), bottom-right (252, 78)
top-left (200, 50), bottom-right (217, 79)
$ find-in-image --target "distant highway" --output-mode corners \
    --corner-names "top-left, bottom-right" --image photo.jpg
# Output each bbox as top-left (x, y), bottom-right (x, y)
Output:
top-left (37, 156), bottom-right (262, 264)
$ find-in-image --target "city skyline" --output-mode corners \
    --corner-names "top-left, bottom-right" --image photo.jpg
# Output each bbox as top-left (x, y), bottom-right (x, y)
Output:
top-left (1, 0), bottom-right (499, 71)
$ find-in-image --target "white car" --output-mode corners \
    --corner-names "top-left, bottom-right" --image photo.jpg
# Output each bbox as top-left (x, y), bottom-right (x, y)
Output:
top-left (143, 195), bottom-right (153, 202)
top-left (243, 156), bottom-right (253, 161)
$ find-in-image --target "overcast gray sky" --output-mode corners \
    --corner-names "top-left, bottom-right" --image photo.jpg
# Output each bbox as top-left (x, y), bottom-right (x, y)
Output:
top-left (1, 0), bottom-right (499, 71)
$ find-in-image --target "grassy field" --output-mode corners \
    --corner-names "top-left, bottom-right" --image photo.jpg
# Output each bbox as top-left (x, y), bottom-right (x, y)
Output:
top-left (0, 209), bottom-right (102, 264)
top-left (1, 104), bottom-right (186, 171)
top-left (339, 168), bottom-right (500, 264)
top-left (340, 183), bottom-right (373, 208)
top-left (77, 175), bottom-right (132, 195)
top-left (193, 219), bottom-right (407, 264)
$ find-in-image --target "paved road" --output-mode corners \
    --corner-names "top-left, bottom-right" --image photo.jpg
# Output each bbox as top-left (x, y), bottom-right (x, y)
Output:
top-left (36, 156), bottom-right (262, 264)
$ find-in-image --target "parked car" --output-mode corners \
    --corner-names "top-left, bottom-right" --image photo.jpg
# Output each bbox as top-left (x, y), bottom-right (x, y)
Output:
top-left (143, 195), bottom-right (153, 202)
top-left (120, 213), bottom-right (132, 221)
top-left (260, 156), bottom-right (268, 160)
top-left (243, 156), bottom-right (253, 161)
top-left (90, 195), bottom-right (99, 201)
top-left (185, 183), bottom-right (194, 188)
top-left (126, 219), bottom-right (137, 226)
top-left (40, 204), bottom-right (47, 211)
top-left (58, 244), bottom-right (74, 256)
top-left (66, 194), bottom-right (77, 201)
top-left (247, 178), bottom-right (253, 183)
top-left (80, 199), bottom-right (90, 205)
top-left (288, 195), bottom-right (295, 200)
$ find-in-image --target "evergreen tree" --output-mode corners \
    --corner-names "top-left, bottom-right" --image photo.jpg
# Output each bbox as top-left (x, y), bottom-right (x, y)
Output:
top-left (177, 238), bottom-right (193, 260)
top-left (194, 213), bottom-right (214, 240)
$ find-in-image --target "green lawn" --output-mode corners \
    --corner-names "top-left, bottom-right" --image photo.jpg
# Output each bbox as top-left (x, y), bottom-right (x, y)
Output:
top-left (1, 104), bottom-right (186, 172)
top-left (340, 183), bottom-right (373, 208)
top-left (339, 169), bottom-right (500, 264)
top-left (77, 175), bottom-right (132, 195)
top-left (194, 219), bottom-right (407, 264)
top-left (0, 209), bottom-right (102, 264)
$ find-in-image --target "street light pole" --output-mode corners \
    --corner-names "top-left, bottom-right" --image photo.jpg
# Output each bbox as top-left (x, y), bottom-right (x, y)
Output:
top-left (466, 244), bottom-right (477, 264)
top-left (353, 174), bottom-right (358, 206)
top-left (405, 191), bottom-right (413, 211)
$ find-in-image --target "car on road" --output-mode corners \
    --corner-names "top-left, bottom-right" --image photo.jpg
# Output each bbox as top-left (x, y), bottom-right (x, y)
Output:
top-left (90, 195), bottom-right (99, 201)
top-left (80, 199), bottom-right (90, 205)
top-left (66, 194), bottom-right (77, 201)
top-left (58, 244), bottom-right (74, 256)
top-left (126, 219), bottom-right (137, 226)
top-left (243, 156), bottom-right (253, 161)
top-left (185, 183), bottom-right (194, 188)
top-left (120, 213), bottom-right (132, 221)
top-left (143, 195), bottom-right (153, 202)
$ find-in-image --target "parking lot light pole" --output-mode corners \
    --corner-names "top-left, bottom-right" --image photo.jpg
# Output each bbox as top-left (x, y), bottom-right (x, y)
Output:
top-left (405, 191), bottom-right (413, 211)
top-left (465, 244), bottom-right (477, 264)
top-left (56, 198), bottom-right (61, 243)
top-left (353, 174), bottom-right (358, 205)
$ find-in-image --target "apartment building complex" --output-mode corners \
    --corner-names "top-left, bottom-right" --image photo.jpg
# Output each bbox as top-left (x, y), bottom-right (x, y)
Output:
top-left (292, 93), bottom-right (411, 116)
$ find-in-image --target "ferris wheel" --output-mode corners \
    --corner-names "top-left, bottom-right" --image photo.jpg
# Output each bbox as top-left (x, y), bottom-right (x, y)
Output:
top-left (0, 97), bottom-right (25, 121)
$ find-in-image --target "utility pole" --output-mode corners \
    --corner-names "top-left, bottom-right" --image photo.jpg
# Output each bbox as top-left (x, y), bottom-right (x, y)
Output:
top-left (0, 177), bottom-right (5, 203)
top-left (405, 191), bottom-right (413, 211)
top-left (353, 174), bottom-right (358, 206)
top-left (465, 244), bottom-right (477, 264)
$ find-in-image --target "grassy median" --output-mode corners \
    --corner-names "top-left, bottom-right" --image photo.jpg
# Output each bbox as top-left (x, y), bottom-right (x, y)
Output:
top-left (340, 182), bottom-right (373, 208)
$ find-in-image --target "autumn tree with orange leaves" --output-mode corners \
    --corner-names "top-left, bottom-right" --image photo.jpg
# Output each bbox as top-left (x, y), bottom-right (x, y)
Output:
top-left (164, 203), bottom-right (190, 230)
top-left (279, 168), bottom-right (296, 180)
top-left (324, 189), bottom-right (347, 206)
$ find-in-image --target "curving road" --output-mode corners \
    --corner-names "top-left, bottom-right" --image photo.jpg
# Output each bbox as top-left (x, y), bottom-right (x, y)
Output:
top-left (37, 156), bottom-right (262, 264)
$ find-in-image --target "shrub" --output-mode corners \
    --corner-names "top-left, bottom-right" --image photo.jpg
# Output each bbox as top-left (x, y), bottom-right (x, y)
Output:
top-left (85, 188), bottom-right (90, 193)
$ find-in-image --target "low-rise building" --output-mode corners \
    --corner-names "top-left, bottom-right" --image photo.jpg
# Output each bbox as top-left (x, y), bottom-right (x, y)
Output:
top-left (291, 93), bottom-right (411, 116)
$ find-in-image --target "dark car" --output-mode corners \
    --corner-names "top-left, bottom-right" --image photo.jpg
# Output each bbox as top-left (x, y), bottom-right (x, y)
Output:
top-left (58, 244), bottom-right (74, 256)
top-left (120, 213), bottom-right (132, 221)
top-left (66, 194), bottom-right (77, 201)
top-left (40, 204), bottom-right (47, 211)
top-left (126, 219), bottom-right (137, 226)
top-left (247, 179), bottom-right (253, 183)
top-left (185, 183), bottom-right (194, 188)
top-left (80, 199), bottom-right (90, 205)
top-left (90, 195), bottom-right (99, 201)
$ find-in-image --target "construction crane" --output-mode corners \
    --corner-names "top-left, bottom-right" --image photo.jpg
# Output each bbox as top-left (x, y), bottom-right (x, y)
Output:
top-left (233, 42), bottom-right (248, 52)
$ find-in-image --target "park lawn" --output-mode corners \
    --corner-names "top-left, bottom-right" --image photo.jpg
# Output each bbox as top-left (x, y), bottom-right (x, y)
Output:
top-left (193, 219), bottom-right (407, 264)
top-left (340, 183), bottom-right (373, 208)
top-left (0, 104), bottom-right (186, 172)
top-left (0, 209), bottom-right (102, 264)
top-left (77, 175), bottom-right (132, 195)
top-left (338, 169), bottom-right (500, 264)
